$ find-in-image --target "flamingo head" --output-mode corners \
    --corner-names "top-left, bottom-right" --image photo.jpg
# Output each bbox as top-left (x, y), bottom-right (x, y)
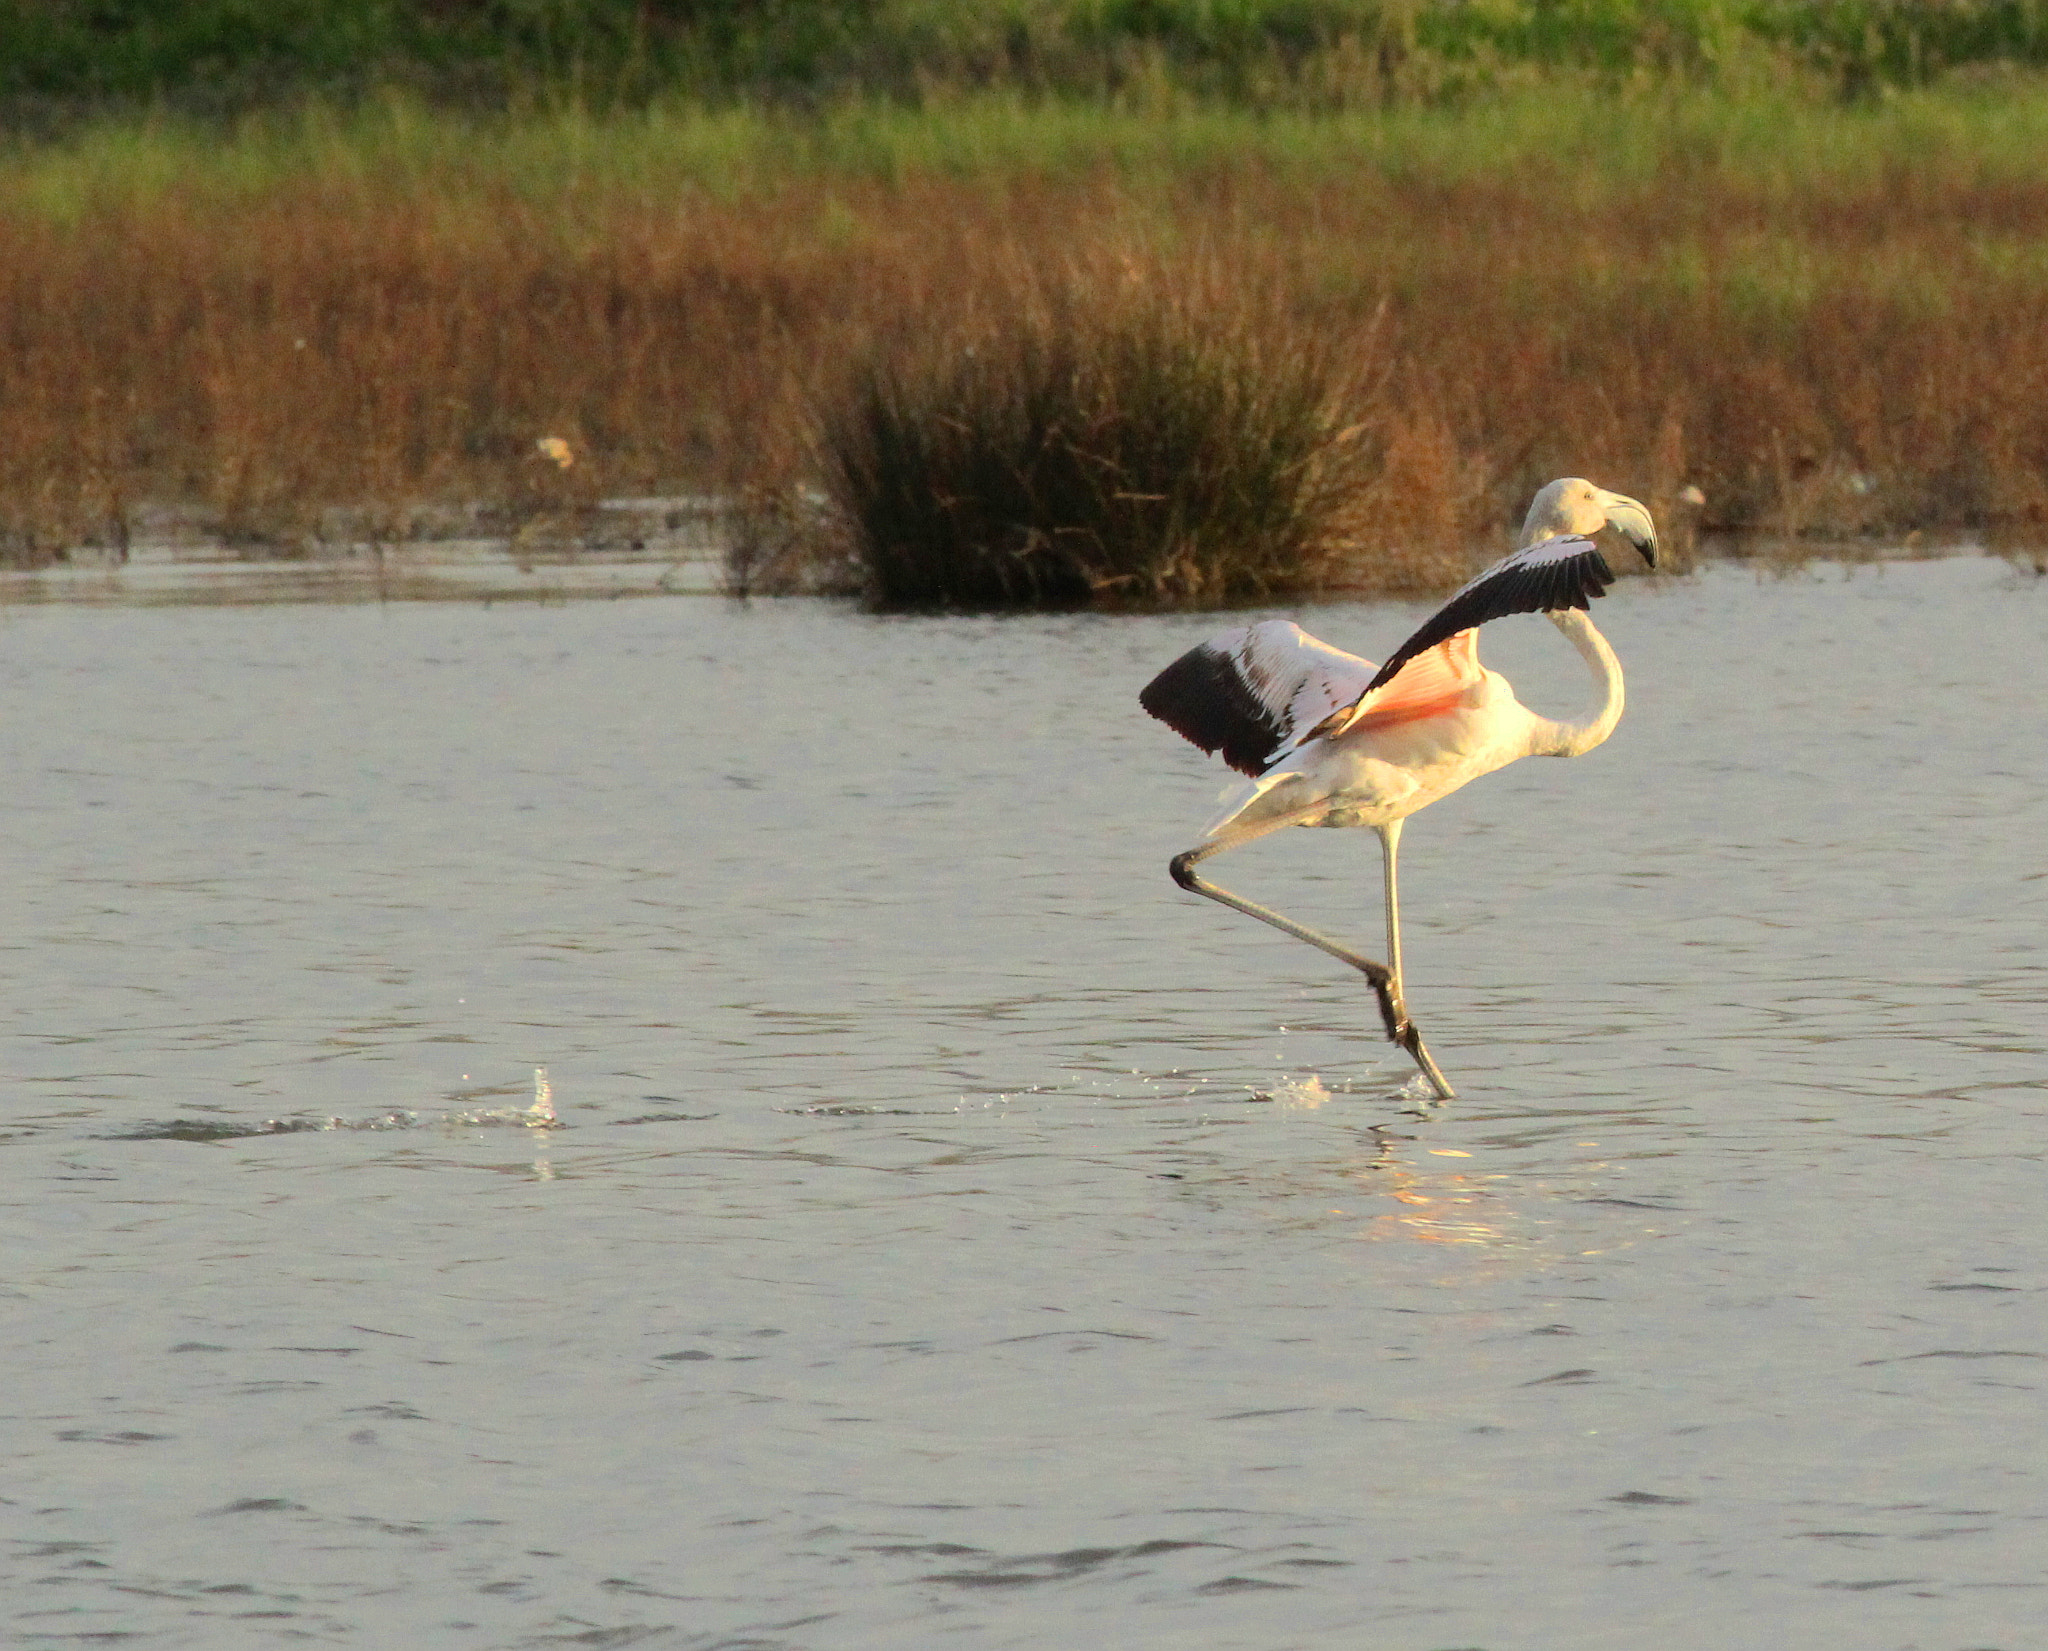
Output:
top-left (1521, 477), bottom-right (1658, 566)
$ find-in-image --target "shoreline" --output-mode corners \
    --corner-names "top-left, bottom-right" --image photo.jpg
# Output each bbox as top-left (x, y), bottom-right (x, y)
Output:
top-left (2, 532), bottom-right (2028, 609)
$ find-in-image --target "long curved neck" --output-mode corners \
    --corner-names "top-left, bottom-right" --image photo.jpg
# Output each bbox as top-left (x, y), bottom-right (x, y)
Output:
top-left (1535, 607), bottom-right (1625, 757)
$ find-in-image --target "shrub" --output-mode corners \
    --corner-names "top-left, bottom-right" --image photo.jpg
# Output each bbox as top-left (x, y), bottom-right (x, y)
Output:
top-left (817, 273), bottom-right (1403, 609)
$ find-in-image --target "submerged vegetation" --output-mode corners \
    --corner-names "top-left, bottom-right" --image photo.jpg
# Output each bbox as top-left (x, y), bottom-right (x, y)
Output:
top-left (6, 6), bottom-right (2048, 595)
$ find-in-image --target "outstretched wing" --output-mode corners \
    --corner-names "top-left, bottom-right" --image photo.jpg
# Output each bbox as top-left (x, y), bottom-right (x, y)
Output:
top-left (1140, 619), bottom-right (1379, 777)
top-left (1142, 535), bottom-right (1615, 774)
top-left (1359, 534), bottom-right (1615, 696)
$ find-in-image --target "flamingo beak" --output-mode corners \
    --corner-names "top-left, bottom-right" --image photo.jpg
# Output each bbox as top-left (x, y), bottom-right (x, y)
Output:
top-left (1598, 490), bottom-right (1658, 567)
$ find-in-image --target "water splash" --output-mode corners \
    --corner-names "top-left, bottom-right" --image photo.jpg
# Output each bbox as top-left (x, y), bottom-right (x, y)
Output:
top-left (114, 1066), bottom-right (564, 1141)
top-left (1395, 1071), bottom-right (1449, 1113)
top-left (1263, 1073), bottom-right (1333, 1112)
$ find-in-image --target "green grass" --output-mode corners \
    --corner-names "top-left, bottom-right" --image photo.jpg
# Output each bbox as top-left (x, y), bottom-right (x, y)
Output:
top-left (20, 73), bottom-right (2048, 221)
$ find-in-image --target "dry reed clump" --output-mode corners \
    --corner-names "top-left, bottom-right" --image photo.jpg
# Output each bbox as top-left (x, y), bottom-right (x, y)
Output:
top-left (818, 273), bottom-right (1404, 609)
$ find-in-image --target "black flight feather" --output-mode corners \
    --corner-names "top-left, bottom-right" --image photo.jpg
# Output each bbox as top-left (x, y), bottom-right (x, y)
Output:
top-left (1360, 535), bottom-right (1614, 696)
top-left (1139, 640), bottom-right (1289, 777)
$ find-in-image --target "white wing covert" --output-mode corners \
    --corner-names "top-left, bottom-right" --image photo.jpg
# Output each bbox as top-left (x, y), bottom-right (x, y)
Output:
top-left (1139, 619), bottom-right (1379, 778)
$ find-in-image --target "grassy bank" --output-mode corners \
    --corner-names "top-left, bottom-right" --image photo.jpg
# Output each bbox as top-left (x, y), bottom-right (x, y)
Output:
top-left (6, 84), bottom-right (2048, 585)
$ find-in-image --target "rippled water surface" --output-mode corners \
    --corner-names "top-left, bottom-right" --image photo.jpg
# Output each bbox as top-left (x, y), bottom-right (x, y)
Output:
top-left (3, 556), bottom-right (2044, 1649)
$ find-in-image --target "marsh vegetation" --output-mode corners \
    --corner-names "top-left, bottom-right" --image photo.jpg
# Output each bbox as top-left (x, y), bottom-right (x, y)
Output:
top-left (6, 5), bottom-right (2048, 597)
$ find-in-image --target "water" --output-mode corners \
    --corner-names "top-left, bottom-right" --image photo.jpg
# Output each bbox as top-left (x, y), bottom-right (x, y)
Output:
top-left (1, 555), bottom-right (2043, 1649)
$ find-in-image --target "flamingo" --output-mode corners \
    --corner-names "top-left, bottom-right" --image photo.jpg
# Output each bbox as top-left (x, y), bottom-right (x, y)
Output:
top-left (1139, 477), bottom-right (1657, 1101)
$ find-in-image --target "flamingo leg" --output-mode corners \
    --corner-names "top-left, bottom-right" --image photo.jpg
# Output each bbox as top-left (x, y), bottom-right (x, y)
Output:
top-left (1170, 822), bottom-right (1455, 1101)
top-left (1375, 820), bottom-right (1453, 1103)
top-left (1379, 818), bottom-right (1409, 1005)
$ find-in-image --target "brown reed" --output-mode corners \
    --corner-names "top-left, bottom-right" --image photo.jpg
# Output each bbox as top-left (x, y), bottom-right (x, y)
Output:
top-left (6, 138), bottom-right (2048, 588)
